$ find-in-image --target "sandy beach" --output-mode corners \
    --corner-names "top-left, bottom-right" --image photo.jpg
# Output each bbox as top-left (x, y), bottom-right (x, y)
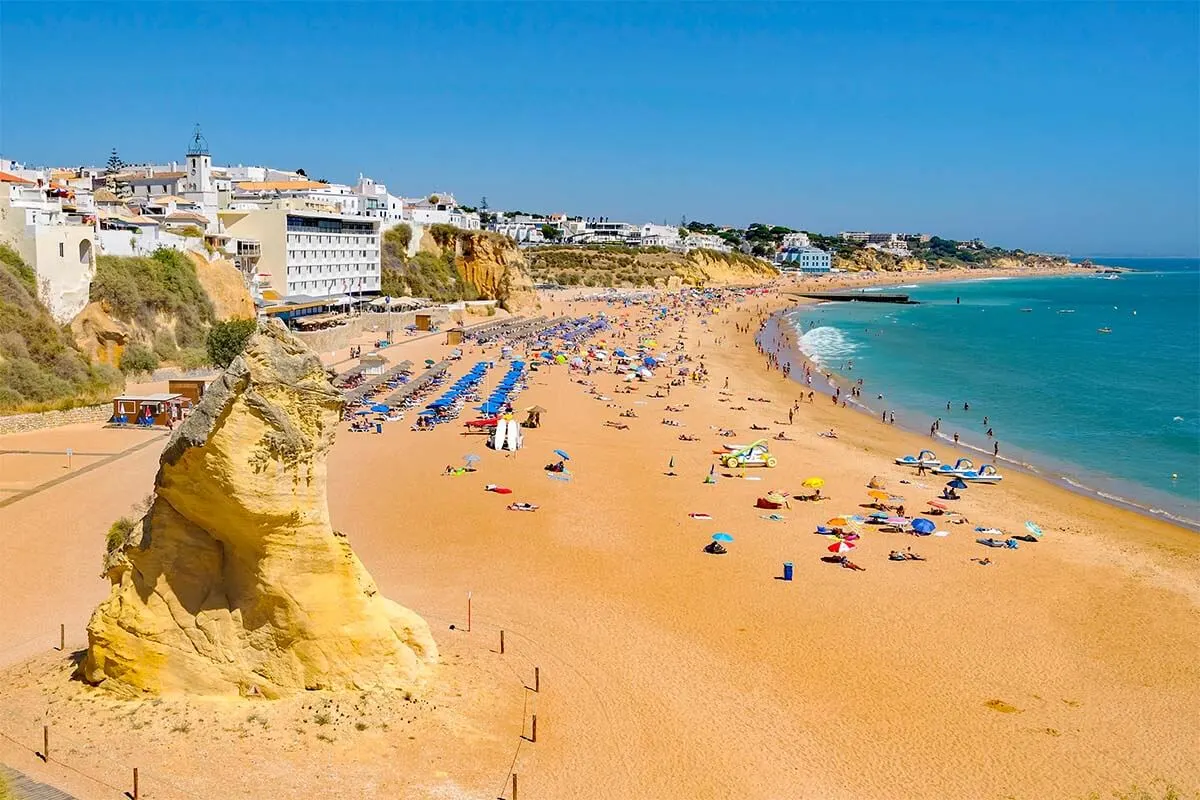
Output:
top-left (1, 279), bottom-right (1197, 800)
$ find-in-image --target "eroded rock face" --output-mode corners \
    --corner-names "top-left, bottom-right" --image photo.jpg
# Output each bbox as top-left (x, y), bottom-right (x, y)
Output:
top-left (81, 320), bottom-right (437, 697)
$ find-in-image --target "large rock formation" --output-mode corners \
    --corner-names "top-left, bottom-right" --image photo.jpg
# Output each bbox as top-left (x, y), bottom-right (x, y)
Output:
top-left (186, 252), bottom-right (254, 320)
top-left (81, 321), bottom-right (437, 697)
top-left (455, 231), bottom-right (536, 312)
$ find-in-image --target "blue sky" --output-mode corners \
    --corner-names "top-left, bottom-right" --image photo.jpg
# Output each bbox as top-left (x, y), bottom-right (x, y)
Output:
top-left (2, 2), bottom-right (1197, 256)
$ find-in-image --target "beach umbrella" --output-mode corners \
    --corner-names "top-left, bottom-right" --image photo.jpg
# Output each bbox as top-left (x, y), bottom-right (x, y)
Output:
top-left (801, 477), bottom-right (824, 488)
top-left (868, 489), bottom-right (890, 501)
top-left (425, 359), bottom-right (436, 367)
top-left (1024, 521), bottom-right (1044, 538)
top-left (712, 533), bottom-right (734, 543)
top-left (868, 511), bottom-right (889, 520)
top-left (371, 404), bottom-right (390, 413)
top-left (911, 518), bottom-right (936, 535)
top-left (554, 449), bottom-right (571, 461)
top-left (927, 500), bottom-right (949, 510)
top-left (828, 540), bottom-right (856, 554)
top-left (885, 517), bottom-right (909, 526)
top-left (463, 454), bottom-right (480, 466)
top-left (826, 517), bottom-right (850, 527)
top-left (947, 478), bottom-right (968, 490)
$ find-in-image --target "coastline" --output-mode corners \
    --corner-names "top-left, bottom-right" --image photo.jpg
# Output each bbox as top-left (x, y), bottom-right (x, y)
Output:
top-left (757, 267), bottom-right (1199, 531)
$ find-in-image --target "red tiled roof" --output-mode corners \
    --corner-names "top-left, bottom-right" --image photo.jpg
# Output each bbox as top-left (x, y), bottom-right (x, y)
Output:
top-left (0, 171), bottom-right (34, 185)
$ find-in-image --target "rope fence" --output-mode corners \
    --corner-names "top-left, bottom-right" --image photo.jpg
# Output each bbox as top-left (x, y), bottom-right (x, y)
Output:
top-left (0, 596), bottom-right (543, 799)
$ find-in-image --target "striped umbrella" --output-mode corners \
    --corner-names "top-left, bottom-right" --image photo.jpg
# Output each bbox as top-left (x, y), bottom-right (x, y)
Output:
top-left (828, 540), bottom-right (856, 554)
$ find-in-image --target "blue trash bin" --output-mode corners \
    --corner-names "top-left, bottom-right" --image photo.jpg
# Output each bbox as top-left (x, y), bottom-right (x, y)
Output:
top-left (783, 562), bottom-right (794, 581)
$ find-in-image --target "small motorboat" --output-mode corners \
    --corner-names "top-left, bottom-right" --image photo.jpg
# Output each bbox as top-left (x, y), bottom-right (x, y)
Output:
top-left (1020, 308), bottom-right (1033, 313)
top-left (933, 457), bottom-right (975, 476)
top-left (1097, 327), bottom-right (1112, 334)
top-left (894, 449), bottom-right (939, 467)
top-left (961, 464), bottom-right (1004, 483)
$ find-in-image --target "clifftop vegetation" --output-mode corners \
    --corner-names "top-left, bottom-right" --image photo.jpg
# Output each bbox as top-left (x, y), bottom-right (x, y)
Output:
top-left (0, 244), bottom-right (122, 413)
top-left (89, 249), bottom-right (216, 372)
top-left (380, 224), bottom-right (481, 303)
top-left (525, 245), bottom-right (774, 288)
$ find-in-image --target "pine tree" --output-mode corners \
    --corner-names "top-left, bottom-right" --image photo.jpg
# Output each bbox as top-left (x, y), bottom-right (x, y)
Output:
top-left (106, 148), bottom-right (125, 174)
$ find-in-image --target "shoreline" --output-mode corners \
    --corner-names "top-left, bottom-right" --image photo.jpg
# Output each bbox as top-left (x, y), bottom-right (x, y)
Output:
top-left (758, 266), bottom-right (1199, 532)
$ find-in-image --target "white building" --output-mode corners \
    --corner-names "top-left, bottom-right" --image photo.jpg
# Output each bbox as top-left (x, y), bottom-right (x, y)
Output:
top-left (353, 175), bottom-right (405, 229)
top-left (781, 231), bottom-right (811, 249)
top-left (0, 172), bottom-right (96, 322)
top-left (179, 127), bottom-right (219, 231)
top-left (219, 205), bottom-right (381, 301)
top-left (640, 223), bottom-right (681, 248)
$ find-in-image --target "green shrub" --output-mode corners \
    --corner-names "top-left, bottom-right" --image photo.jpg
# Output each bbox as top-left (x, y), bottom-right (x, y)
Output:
top-left (91, 250), bottom-right (215, 347)
top-left (106, 516), bottom-right (136, 553)
top-left (176, 347), bottom-right (211, 370)
top-left (206, 318), bottom-right (257, 368)
top-left (120, 343), bottom-right (159, 375)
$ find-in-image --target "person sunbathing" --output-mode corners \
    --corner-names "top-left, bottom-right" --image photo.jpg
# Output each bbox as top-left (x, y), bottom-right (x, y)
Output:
top-left (717, 429), bottom-right (736, 437)
top-left (507, 502), bottom-right (539, 512)
top-left (703, 541), bottom-right (727, 555)
top-left (678, 433), bottom-right (699, 441)
top-left (605, 420), bottom-right (630, 430)
top-left (819, 429), bottom-right (837, 438)
top-left (838, 556), bottom-right (866, 571)
top-left (730, 405), bottom-right (748, 411)
top-left (750, 424), bottom-right (768, 431)
top-left (620, 409), bottom-right (638, 418)
top-left (662, 418), bottom-right (681, 427)
top-left (665, 405), bottom-right (684, 412)
top-left (774, 431), bottom-right (793, 441)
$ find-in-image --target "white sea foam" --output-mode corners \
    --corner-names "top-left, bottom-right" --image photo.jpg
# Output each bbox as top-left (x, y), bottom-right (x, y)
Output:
top-left (797, 326), bottom-right (859, 367)
top-left (898, 284), bottom-right (920, 289)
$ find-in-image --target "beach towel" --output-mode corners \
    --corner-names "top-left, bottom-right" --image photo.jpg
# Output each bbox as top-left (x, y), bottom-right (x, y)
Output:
top-left (760, 514), bottom-right (786, 522)
top-left (547, 472), bottom-right (572, 482)
top-left (485, 484), bottom-right (513, 494)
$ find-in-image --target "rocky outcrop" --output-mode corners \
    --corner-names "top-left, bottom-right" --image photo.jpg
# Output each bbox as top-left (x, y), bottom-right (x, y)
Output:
top-left (71, 300), bottom-right (130, 367)
top-left (833, 249), bottom-right (926, 273)
top-left (671, 249), bottom-right (778, 285)
top-left (81, 320), bottom-right (437, 698)
top-left (455, 232), bottom-right (536, 312)
top-left (187, 252), bottom-right (254, 320)
top-left (525, 247), bottom-right (776, 288)
top-left (415, 227), bottom-right (537, 312)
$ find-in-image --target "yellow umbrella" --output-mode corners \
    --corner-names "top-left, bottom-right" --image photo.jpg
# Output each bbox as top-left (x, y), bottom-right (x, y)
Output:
top-left (868, 489), bottom-right (890, 500)
top-left (802, 477), bottom-right (825, 488)
top-left (827, 517), bottom-right (850, 527)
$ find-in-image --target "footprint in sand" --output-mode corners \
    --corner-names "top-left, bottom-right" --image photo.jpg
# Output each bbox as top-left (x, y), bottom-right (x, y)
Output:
top-left (985, 699), bottom-right (1021, 713)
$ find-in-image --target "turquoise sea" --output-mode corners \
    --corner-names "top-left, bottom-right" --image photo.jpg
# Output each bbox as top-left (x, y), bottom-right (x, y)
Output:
top-left (772, 258), bottom-right (1200, 528)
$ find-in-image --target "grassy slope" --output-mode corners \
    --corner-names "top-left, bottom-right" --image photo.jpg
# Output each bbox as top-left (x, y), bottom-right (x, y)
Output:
top-left (525, 245), bottom-right (774, 287)
top-left (0, 244), bottom-right (121, 413)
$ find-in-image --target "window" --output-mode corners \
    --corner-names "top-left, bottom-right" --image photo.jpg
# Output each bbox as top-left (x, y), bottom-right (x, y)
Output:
top-left (59, 243), bottom-right (64, 257)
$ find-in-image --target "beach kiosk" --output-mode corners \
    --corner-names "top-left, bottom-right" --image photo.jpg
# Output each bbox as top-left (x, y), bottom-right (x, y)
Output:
top-left (359, 352), bottom-right (387, 376)
top-left (415, 313), bottom-right (432, 332)
top-left (167, 378), bottom-right (207, 407)
top-left (445, 327), bottom-right (465, 346)
top-left (111, 393), bottom-right (187, 427)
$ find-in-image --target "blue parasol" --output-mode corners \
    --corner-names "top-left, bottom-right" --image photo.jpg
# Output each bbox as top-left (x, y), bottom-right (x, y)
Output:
top-left (712, 533), bottom-right (734, 542)
top-left (554, 449), bottom-right (571, 461)
top-left (371, 404), bottom-right (390, 413)
top-left (1024, 520), bottom-right (1044, 538)
top-left (911, 518), bottom-right (936, 534)
top-left (463, 454), bottom-right (480, 465)
top-left (947, 478), bottom-right (968, 489)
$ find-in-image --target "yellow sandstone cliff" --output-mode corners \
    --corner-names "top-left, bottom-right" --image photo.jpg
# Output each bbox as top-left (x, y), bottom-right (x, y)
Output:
top-left (81, 321), bottom-right (437, 697)
top-left (187, 252), bottom-right (254, 320)
top-left (419, 228), bottom-right (537, 312)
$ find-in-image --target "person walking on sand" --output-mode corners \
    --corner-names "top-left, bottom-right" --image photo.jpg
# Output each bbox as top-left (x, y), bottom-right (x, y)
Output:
top-left (930, 423), bottom-right (936, 438)
top-left (789, 408), bottom-right (795, 425)
top-left (994, 441), bottom-right (1000, 457)
top-left (889, 411), bottom-right (895, 425)
top-left (918, 462), bottom-right (927, 476)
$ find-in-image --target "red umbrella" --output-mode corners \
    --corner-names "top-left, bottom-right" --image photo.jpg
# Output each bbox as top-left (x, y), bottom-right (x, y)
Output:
top-left (828, 540), bottom-right (856, 554)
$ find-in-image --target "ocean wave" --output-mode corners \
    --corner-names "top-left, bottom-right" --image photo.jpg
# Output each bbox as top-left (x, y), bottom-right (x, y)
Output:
top-left (796, 326), bottom-right (859, 367)
top-left (1060, 477), bottom-right (1200, 530)
top-left (898, 284), bottom-right (920, 289)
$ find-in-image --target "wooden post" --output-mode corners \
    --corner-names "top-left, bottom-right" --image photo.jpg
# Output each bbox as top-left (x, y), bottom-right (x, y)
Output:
top-left (499, 629), bottom-right (505, 654)
top-left (133, 767), bottom-right (139, 800)
top-left (59, 623), bottom-right (65, 651)
top-left (530, 714), bottom-right (537, 743)
top-left (42, 725), bottom-right (48, 761)
top-left (467, 592), bottom-right (472, 633)
top-left (511, 773), bottom-right (517, 800)
top-left (534, 666), bottom-right (539, 693)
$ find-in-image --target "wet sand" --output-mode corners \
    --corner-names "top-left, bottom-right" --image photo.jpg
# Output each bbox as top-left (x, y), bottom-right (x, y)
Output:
top-left (0, 285), bottom-right (1196, 799)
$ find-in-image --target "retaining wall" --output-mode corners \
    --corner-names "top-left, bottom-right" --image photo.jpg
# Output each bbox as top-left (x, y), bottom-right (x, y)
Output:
top-left (0, 404), bottom-right (112, 436)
